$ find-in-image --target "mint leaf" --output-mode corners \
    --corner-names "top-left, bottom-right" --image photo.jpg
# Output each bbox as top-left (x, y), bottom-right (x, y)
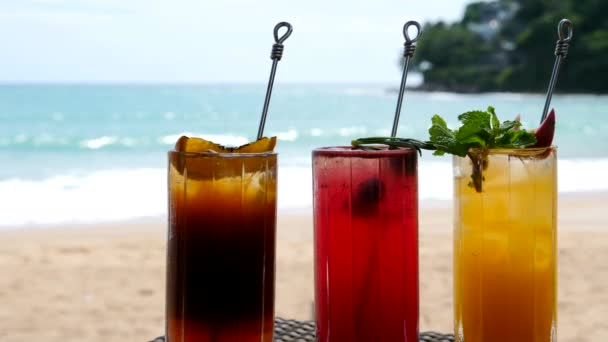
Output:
top-left (431, 114), bottom-right (449, 128)
top-left (499, 120), bottom-right (521, 132)
top-left (429, 115), bottom-right (468, 156)
top-left (495, 131), bottom-right (515, 146)
top-left (428, 115), bottom-right (454, 143)
top-left (488, 106), bottom-right (500, 137)
top-left (509, 130), bottom-right (537, 148)
top-left (495, 127), bottom-right (536, 148)
top-left (456, 111), bottom-right (492, 145)
top-left (458, 134), bottom-right (487, 148)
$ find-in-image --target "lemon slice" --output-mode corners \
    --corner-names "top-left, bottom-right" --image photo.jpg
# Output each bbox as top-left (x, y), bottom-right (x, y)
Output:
top-left (175, 136), bottom-right (277, 153)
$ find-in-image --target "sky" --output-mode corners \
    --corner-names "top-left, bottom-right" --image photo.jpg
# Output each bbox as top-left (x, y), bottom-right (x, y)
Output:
top-left (0, 0), bottom-right (477, 83)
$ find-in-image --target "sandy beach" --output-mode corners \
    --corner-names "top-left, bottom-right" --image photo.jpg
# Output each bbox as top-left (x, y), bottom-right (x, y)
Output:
top-left (0, 194), bottom-right (606, 342)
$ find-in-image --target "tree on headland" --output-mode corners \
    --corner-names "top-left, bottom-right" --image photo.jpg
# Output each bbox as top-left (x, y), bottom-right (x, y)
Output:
top-left (411, 0), bottom-right (608, 93)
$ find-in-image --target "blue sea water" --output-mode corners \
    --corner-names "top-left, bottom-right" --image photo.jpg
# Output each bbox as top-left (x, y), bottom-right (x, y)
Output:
top-left (1, 84), bottom-right (607, 226)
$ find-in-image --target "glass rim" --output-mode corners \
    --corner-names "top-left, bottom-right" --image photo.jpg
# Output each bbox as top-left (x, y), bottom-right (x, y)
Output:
top-left (168, 150), bottom-right (277, 158)
top-left (312, 145), bottom-right (418, 158)
top-left (466, 146), bottom-right (556, 156)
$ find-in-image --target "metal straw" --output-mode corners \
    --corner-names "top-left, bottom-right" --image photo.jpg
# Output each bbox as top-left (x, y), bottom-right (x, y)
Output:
top-left (257, 21), bottom-right (293, 140)
top-left (541, 19), bottom-right (573, 123)
top-left (391, 21), bottom-right (422, 138)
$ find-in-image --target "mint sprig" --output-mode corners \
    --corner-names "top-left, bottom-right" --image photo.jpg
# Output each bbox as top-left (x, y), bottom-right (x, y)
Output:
top-left (429, 106), bottom-right (536, 156)
top-left (429, 106), bottom-right (536, 192)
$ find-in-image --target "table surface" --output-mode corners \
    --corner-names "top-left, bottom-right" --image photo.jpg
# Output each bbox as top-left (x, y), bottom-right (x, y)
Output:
top-left (150, 317), bottom-right (455, 342)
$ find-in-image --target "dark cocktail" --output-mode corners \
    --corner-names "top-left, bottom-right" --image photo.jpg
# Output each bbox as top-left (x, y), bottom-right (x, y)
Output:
top-left (313, 146), bottom-right (419, 342)
top-left (166, 148), bottom-right (277, 342)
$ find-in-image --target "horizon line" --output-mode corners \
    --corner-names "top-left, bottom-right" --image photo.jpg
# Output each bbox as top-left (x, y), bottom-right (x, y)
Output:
top-left (0, 80), bottom-right (399, 86)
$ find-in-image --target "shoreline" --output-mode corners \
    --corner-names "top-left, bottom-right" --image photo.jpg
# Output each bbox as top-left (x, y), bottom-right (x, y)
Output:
top-left (2, 158), bottom-right (608, 227)
top-left (386, 86), bottom-right (608, 96)
top-left (1, 190), bottom-right (606, 232)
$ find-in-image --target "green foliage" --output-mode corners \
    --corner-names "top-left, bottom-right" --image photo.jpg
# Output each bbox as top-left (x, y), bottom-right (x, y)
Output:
top-left (411, 0), bottom-right (608, 93)
top-left (462, 2), bottom-right (484, 24)
top-left (428, 115), bottom-right (466, 156)
top-left (410, 16), bottom-right (501, 92)
top-left (413, 23), bottom-right (488, 69)
top-left (428, 106), bottom-right (537, 191)
top-left (428, 106), bottom-right (537, 158)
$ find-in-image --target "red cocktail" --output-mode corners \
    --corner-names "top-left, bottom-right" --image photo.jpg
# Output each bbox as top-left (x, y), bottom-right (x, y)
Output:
top-left (313, 146), bottom-right (419, 342)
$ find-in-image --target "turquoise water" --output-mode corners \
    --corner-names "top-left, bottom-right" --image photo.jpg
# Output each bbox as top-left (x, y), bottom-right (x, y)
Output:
top-left (0, 84), bottom-right (607, 225)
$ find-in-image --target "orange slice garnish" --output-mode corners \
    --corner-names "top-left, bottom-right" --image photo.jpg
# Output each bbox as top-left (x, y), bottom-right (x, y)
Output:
top-left (175, 136), bottom-right (276, 153)
top-left (171, 136), bottom-right (277, 177)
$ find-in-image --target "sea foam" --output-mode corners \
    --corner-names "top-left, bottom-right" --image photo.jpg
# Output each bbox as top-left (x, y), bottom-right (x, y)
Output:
top-left (0, 169), bottom-right (166, 227)
top-left (0, 158), bottom-right (606, 227)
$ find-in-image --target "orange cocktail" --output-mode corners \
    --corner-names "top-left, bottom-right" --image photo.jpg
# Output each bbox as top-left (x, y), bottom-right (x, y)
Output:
top-left (453, 148), bottom-right (557, 342)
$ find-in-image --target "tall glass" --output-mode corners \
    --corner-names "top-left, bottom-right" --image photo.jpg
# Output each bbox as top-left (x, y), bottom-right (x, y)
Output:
top-left (454, 148), bottom-right (557, 342)
top-left (166, 151), bottom-right (277, 342)
top-left (313, 147), bottom-right (419, 342)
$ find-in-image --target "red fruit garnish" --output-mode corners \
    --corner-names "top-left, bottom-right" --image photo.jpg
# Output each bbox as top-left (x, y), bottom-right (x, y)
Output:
top-left (532, 109), bottom-right (556, 147)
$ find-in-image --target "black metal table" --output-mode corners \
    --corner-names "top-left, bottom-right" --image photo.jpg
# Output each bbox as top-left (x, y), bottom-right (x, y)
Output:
top-left (150, 317), bottom-right (455, 341)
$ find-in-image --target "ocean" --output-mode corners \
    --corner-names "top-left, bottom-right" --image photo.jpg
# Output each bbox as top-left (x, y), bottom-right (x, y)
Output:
top-left (1, 84), bottom-right (607, 226)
